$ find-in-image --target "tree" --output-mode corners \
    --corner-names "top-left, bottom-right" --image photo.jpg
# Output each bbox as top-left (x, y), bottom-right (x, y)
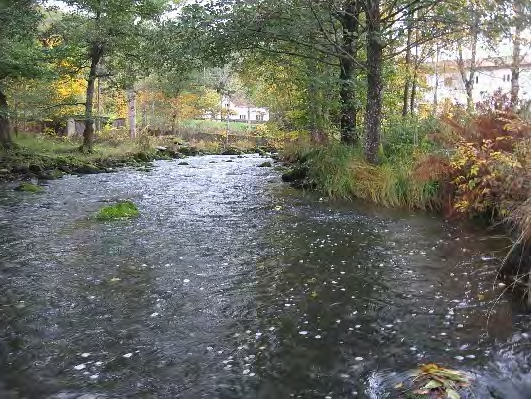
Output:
top-left (0, 0), bottom-right (44, 148)
top-left (180, 0), bottom-right (465, 162)
top-left (57, 0), bottom-right (168, 151)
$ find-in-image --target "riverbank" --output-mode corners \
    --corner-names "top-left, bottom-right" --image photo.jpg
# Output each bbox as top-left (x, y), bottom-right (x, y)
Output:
top-left (0, 133), bottom-right (271, 182)
top-left (279, 109), bottom-right (531, 286)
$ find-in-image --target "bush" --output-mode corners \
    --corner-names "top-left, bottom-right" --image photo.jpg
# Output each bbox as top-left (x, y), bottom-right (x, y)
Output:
top-left (95, 201), bottom-right (140, 221)
top-left (446, 111), bottom-right (531, 218)
top-left (382, 115), bottom-right (441, 159)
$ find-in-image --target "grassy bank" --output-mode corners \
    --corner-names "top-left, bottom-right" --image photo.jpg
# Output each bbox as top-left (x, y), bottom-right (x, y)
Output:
top-left (0, 134), bottom-right (169, 181)
top-left (0, 131), bottom-right (273, 181)
top-left (284, 143), bottom-right (441, 210)
top-left (281, 107), bottom-right (531, 277)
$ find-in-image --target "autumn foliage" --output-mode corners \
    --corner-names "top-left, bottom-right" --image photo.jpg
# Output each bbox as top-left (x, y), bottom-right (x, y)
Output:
top-left (426, 98), bottom-right (531, 219)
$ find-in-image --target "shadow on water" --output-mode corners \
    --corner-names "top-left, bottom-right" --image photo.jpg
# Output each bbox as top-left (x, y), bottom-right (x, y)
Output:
top-left (0, 155), bottom-right (530, 398)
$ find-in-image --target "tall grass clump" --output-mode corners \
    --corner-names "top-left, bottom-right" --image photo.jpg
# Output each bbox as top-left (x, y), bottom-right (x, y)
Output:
top-left (300, 143), bottom-right (442, 210)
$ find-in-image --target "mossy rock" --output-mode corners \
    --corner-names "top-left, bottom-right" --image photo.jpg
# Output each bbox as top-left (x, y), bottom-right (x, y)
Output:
top-left (177, 146), bottom-right (199, 156)
top-left (74, 164), bottom-right (102, 174)
top-left (95, 200), bottom-right (140, 221)
top-left (281, 165), bottom-right (308, 182)
top-left (258, 161), bottom-right (272, 168)
top-left (12, 165), bottom-right (30, 174)
top-left (28, 164), bottom-right (43, 173)
top-left (134, 151), bottom-right (155, 162)
top-left (222, 147), bottom-right (242, 156)
top-left (248, 147), bottom-right (266, 156)
top-left (38, 169), bottom-right (64, 180)
top-left (14, 182), bottom-right (44, 193)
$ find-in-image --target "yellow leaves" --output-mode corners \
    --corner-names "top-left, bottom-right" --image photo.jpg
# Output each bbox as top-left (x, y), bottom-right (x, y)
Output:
top-left (397, 363), bottom-right (472, 399)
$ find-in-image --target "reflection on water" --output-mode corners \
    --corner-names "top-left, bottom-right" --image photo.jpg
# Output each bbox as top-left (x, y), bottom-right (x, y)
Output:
top-left (0, 155), bottom-right (529, 398)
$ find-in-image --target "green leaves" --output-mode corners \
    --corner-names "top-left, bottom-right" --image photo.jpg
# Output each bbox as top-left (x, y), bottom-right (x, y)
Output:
top-left (0, 0), bottom-right (46, 82)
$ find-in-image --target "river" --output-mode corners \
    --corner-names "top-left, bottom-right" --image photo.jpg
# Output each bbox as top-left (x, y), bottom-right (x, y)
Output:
top-left (0, 155), bottom-right (530, 398)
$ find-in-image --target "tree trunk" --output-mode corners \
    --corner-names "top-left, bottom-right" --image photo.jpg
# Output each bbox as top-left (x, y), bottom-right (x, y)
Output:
top-left (457, 14), bottom-right (478, 114)
top-left (402, 24), bottom-right (412, 117)
top-left (96, 76), bottom-right (102, 132)
top-left (13, 95), bottom-right (19, 137)
top-left (511, 4), bottom-right (522, 110)
top-left (141, 100), bottom-right (147, 128)
top-left (433, 44), bottom-right (440, 112)
top-left (81, 44), bottom-right (103, 152)
top-left (364, 0), bottom-right (383, 164)
top-left (339, 0), bottom-right (360, 144)
top-left (0, 89), bottom-right (12, 148)
top-left (307, 59), bottom-right (324, 143)
top-left (127, 88), bottom-right (137, 139)
top-left (410, 65), bottom-right (418, 115)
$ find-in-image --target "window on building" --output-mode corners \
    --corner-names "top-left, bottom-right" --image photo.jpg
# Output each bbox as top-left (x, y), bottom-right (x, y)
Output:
top-left (239, 115), bottom-right (246, 120)
top-left (225, 103), bottom-right (230, 107)
top-left (256, 114), bottom-right (264, 121)
top-left (475, 76), bottom-right (479, 84)
top-left (507, 74), bottom-right (511, 81)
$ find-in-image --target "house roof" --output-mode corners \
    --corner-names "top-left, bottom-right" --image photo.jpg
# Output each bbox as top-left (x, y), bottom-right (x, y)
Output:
top-left (425, 54), bottom-right (531, 72)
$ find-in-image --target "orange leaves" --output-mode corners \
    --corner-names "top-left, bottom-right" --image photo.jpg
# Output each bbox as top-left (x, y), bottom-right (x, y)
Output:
top-left (444, 108), bottom-right (531, 218)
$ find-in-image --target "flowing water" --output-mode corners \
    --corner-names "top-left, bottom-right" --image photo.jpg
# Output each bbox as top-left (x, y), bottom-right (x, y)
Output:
top-left (0, 155), bottom-right (530, 399)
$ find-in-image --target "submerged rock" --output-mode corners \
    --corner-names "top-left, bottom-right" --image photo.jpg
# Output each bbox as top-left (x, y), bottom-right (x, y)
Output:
top-left (258, 161), bottom-right (272, 168)
top-left (178, 161), bottom-right (190, 166)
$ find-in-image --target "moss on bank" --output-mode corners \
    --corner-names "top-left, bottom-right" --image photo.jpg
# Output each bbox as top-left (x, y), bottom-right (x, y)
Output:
top-left (95, 201), bottom-right (140, 221)
top-left (0, 134), bottom-right (273, 182)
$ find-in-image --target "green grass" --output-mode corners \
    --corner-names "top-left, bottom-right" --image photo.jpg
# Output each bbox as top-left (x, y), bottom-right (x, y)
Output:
top-left (95, 201), bottom-right (140, 221)
top-left (15, 182), bottom-right (44, 193)
top-left (180, 119), bottom-right (254, 132)
top-left (12, 134), bottom-right (143, 161)
top-left (287, 143), bottom-right (441, 210)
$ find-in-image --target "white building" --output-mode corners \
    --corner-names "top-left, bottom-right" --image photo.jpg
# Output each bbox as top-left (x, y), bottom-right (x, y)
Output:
top-left (423, 54), bottom-right (531, 106)
top-left (217, 95), bottom-right (270, 123)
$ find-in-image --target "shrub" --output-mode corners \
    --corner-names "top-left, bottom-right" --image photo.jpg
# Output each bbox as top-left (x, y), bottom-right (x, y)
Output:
top-left (445, 111), bottom-right (531, 219)
top-left (95, 201), bottom-right (140, 221)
